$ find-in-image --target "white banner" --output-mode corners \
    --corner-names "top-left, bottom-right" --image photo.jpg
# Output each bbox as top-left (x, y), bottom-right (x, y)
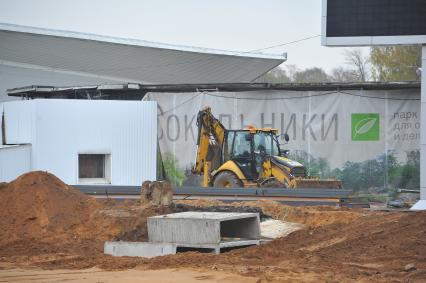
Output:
top-left (145, 88), bottom-right (420, 191)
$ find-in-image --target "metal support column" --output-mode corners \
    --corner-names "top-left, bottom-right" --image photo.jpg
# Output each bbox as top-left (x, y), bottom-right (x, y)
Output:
top-left (412, 45), bottom-right (426, 210)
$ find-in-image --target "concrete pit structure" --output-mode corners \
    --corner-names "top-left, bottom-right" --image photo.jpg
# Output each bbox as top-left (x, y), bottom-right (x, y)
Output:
top-left (148, 212), bottom-right (261, 254)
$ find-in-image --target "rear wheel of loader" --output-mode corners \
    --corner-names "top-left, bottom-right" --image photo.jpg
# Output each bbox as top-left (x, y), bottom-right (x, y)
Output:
top-left (213, 171), bottom-right (243, 188)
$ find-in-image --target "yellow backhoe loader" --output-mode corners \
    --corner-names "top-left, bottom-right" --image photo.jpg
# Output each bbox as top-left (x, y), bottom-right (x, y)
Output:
top-left (192, 106), bottom-right (342, 189)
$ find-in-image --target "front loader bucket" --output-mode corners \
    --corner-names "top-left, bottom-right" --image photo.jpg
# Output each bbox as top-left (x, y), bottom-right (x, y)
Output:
top-left (291, 179), bottom-right (342, 189)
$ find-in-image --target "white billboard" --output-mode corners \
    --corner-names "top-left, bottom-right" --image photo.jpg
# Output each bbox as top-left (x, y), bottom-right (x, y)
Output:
top-left (145, 88), bottom-right (420, 192)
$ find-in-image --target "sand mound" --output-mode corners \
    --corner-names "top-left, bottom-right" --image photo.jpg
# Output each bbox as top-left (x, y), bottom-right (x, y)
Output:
top-left (0, 171), bottom-right (169, 246)
top-left (0, 171), bottom-right (173, 267)
top-left (239, 200), bottom-right (365, 227)
top-left (0, 171), bottom-right (101, 244)
top-left (176, 199), bottom-right (365, 227)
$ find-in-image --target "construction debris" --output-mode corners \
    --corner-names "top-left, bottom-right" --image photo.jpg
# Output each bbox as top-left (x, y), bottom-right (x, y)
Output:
top-left (404, 263), bottom-right (417, 272)
top-left (141, 181), bottom-right (173, 206)
top-left (260, 219), bottom-right (305, 239)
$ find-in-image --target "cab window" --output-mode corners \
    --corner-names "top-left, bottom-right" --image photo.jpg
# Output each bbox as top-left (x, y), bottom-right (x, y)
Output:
top-left (223, 131), bottom-right (234, 161)
top-left (254, 132), bottom-right (280, 156)
top-left (232, 132), bottom-right (251, 157)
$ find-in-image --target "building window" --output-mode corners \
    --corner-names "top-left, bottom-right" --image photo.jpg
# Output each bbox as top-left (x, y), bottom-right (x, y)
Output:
top-left (78, 154), bottom-right (111, 184)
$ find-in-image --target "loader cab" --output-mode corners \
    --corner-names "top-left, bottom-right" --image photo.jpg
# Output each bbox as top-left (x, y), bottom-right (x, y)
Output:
top-left (224, 129), bottom-right (282, 180)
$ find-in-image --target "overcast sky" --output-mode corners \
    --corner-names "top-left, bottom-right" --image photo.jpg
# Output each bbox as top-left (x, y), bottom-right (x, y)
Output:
top-left (0, 0), bottom-right (369, 72)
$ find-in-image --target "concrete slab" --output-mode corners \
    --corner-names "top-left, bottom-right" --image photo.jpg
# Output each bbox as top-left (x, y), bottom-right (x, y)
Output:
top-left (149, 211), bottom-right (259, 221)
top-left (104, 241), bottom-right (177, 258)
top-left (410, 200), bottom-right (426, 211)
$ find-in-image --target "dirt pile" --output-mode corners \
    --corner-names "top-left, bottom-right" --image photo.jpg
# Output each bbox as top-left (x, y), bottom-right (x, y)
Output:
top-left (176, 199), bottom-right (365, 227)
top-left (0, 171), bottom-right (169, 250)
top-left (0, 171), bottom-right (100, 244)
top-left (240, 200), bottom-right (366, 227)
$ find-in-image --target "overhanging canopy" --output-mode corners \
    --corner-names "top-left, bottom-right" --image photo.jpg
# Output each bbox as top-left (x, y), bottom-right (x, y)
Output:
top-left (0, 23), bottom-right (286, 84)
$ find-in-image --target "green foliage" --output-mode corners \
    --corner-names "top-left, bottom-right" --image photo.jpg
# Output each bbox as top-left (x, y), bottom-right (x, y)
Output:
top-left (259, 66), bottom-right (331, 84)
top-left (339, 155), bottom-right (392, 191)
top-left (396, 150), bottom-right (420, 189)
top-left (289, 150), bottom-right (420, 192)
top-left (293, 67), bottom-right (330, 83)
top-left (162, 152), bottom-right (186, 186)
top-left (370, 45), bottom-right (421, 81)
top-left (289, 151), bottom-right (333, 179)
top-left (257, 46), bottom-right (420, 84)
top-left (338, 151), bottom-right (419, 192)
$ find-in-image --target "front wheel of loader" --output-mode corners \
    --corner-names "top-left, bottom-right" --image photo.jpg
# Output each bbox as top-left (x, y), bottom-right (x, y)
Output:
top-left (213, 171), bottom-right (243, 188)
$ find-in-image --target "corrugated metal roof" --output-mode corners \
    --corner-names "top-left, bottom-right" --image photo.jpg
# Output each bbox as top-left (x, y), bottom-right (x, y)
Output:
top-left (0, 23), bottom-right (286, 84)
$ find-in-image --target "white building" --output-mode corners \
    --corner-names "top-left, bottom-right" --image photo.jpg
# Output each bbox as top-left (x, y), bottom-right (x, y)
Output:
top-left (0, 99), bottom-right (157, 185)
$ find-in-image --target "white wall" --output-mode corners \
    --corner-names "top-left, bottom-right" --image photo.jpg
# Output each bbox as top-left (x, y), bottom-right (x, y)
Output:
top-left (0, 145), bottom-right (31, 182)
top-left (2, 99), bottom-right (157, 186)
top-left (1, 99), bottom-right (36, 143)
top-left (0, 103), bottom-right (2, 145)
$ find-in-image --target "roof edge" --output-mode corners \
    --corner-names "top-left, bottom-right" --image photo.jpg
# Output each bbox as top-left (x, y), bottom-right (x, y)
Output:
top-left (0, 22), bottom-right (287, 61)
top-left (7, 81), bottom-right (421, 96)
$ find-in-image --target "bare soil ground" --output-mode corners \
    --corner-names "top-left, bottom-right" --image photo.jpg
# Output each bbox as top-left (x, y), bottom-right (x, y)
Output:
top-left (1, 172), bottom-right (426, 282)
top-left (0, 266), bottom-right (256, 283)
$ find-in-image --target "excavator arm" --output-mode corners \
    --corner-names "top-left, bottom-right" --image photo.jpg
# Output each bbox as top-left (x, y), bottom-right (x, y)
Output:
top-left (192, 107), bottom-right (227, 185)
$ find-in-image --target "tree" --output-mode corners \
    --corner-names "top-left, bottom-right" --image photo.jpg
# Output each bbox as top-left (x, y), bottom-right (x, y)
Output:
top-left (344, 48), bottom-right (370, 81)
top-left (396, 150), bottom-right (420, 189)
top-left (292, 67), bottom-right (330, 83)
top-left (285, 64), bottom-right (299, 81)
top-left (330, 67), bottom-right (359, 82)
top-left (370, 45), bottom-right (421, 81)
top-left (257, 67), bottom-right (291, 83)
top-left (289, 150), bottom-right (333, 178)
top-left (162, 153), bottom-right (186, 186)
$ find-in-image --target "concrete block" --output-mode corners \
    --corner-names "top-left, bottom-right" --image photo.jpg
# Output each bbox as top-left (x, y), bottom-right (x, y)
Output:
top-left (104, 241), bottom-right (176, 258)
top-left (148, 212), bottom-right (260, 253)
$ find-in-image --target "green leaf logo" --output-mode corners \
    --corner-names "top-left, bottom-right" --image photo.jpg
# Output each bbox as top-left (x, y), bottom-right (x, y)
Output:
top-left (352, 114), bottom-right (380, 141)
top-left (354, 118), bottom-right (377, 137)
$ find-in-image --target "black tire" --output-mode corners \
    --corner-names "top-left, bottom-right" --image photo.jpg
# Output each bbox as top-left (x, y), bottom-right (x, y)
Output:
top-left (213, 171), bottom-right (243, 188)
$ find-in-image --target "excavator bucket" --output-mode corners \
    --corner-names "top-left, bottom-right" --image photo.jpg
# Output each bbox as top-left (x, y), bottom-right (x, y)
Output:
top-left (291, 179), bottom-right (342, 189)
